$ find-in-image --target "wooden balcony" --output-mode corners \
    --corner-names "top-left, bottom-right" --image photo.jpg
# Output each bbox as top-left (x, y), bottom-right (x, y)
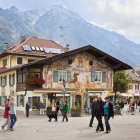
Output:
top-left (16, 83), bottom-right (42, 92)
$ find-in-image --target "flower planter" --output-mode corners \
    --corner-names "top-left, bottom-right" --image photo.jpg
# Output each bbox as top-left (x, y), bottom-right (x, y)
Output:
top-left (71, 109), bottom-right (81, 117)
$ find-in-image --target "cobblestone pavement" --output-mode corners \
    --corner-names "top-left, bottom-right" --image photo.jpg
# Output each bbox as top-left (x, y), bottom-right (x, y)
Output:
top-left (0, 105), bottom-right (140, 140)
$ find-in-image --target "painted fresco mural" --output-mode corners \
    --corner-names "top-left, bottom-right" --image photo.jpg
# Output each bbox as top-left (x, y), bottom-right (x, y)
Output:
top-left (1, 87), bottom-right (6, 96)
top-left (43, 53), bottom-right (113, 94)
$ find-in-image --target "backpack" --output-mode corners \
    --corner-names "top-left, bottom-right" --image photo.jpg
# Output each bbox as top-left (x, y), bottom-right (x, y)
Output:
top-left (6, 105), bottom-right (10, 111)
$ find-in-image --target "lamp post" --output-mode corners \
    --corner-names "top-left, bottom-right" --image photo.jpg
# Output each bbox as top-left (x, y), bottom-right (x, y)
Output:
top-left (62, 79), bottom-right (66, 99)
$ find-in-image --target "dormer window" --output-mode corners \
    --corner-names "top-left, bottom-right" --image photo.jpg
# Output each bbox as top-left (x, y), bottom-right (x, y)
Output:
top-left (17, 57), bottom-right (23, 64)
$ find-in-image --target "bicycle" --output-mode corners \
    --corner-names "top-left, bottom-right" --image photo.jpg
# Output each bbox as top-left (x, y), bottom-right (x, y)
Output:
top-left (126, 106), bottom-right (136, 115)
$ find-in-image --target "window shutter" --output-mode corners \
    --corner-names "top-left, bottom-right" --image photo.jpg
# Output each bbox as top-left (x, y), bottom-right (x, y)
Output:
top-left (5, 59), bottom-right (7, 66)
top-left (53, 71), bottom-right (58, 82)
top-left (13, 73), bottom-right (15, 85)
top-left (17, 95), bottom-right (19, 107)
top-left (102, 72), bottom-right (106, 83)
top-left (9, 95), bottom-right (10, 98)
top-left (67, 71), bottom-right (71, 83)
top-left (9, 75), bottom-right (11, 85)
top-left (0, 77), bottom-right (2, 87)
top-left (0, 96), bottom-right (1, 106)
top-left (5, 75), bottom-right (7, 86)
top-left (22, 95), bottom-right (24, 107)
top-left (91, 71), bottom-right (95, 82)
top-left (5, 96), bottom-right (7, 104)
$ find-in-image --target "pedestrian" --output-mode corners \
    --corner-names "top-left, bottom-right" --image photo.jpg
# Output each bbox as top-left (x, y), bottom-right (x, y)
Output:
top-left (25, 101), bottom-right (30, 118)
top-left (46, 99), bottom-right (50, 108)
top-left (62, 100), bottom-right (69, 122)
top-left (103, 97), bottom-right (114, 134)
top-left (1, 98), bottom-right (10, 130)
top-left (119, 100), bottom-right (124, 115)
top-left (89, 98), bottom-right (97, 127)
top-left (130, 99), bottom-right (135, 115)
top-left (51, 99), bottom-right (56, 111)
top-left (61, 100), bottom-right (64, 115)
top-left (56, 100), bottom-right (60, 115)
top-left (127, 98), bottom-right (130, 104)
top-left (137, 98), bottom-right (140, 112)
top-left (39, 101), bottom-right (45, 115)
top-left (9, 97), bottom-right (17, 131)
top-left (94, 96), bottom-right (104, 132)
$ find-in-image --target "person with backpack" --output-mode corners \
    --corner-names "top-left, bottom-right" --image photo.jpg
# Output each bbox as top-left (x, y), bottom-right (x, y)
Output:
top-left (119, 100), bottom-right (124, 115)
top-left (9, 97), bottom-right (17, 131)
top-left (137, 98), bottom-right (140, 112)
top-left (1, 98), bottom-right (10, 130)
top-left (130, 99), bottom-right (135, 115)
top-left (62, 100), bottom-right (69, 122)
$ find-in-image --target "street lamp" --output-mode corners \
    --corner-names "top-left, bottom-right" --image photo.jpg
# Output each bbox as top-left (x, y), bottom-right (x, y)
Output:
top-left (63, 79), bottom-right (66, 88)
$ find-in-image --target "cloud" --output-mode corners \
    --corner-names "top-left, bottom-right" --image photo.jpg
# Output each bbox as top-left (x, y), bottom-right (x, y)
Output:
top-left (129, 32), bottom-right (140, 38)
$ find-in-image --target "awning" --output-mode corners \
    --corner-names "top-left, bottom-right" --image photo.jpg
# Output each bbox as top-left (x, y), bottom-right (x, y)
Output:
top-left (107, 93), bottom-right (113, 96)
top-left (134, 94), bottom-right (140, 96)
top-left (121, 94), bottom-right (132, 97)
top-left (33, 89), bottom-right (75, 93)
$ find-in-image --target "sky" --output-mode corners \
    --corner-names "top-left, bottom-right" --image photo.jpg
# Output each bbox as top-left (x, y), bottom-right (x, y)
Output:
top-left (0, 0), bottom-right (140, 44)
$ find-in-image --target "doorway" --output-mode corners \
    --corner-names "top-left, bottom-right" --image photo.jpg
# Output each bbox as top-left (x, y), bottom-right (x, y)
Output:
top-left (75, 95), bottom-right (81, 106)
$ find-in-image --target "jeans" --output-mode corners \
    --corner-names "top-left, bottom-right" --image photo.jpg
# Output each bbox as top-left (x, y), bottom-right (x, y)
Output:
top-left (9, 114), bottom-right (17, 129)
top-left (104, 115), bottom-right (110, 131)
top-left (120, 108), bottom-right (124, 115)
top-left (89, 115), bottom-right (94, 126)
top-left (96, 113), bottom-right (104, 130)
top-left (62, 112), bottom-right (68, 121)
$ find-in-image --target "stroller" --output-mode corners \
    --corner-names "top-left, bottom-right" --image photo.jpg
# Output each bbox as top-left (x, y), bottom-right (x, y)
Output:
top-left (46, 106), bottom-right (57, 122)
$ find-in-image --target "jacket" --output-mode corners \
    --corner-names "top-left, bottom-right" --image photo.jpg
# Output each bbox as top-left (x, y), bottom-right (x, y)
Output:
top-left (5, 103), bottom-right (9, 118)
top-left (119, 102), bottom-right (124, 108)
top-left (103, 102), bottom-right (114, 117)
top-left (130, 102), bottom-right (134, 107)
top-left (26, 103), bottom-right (30, 110)
top-left (9, 103), bottom-right (16, 115)
top-left (94, 100), bottom-right (104, 115)
top-left (91, 102), bottom-right (95, 117)
top-left (137, 100), bottom-right (140, 106)
top-left (64, 104), bottom-right (69, 113)
top-left (39, 103), bottom-right (45, 109)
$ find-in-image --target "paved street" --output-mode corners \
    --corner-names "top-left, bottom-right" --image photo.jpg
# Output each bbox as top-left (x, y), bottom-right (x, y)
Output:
top-left (0, 106), bottom-right (140, 140)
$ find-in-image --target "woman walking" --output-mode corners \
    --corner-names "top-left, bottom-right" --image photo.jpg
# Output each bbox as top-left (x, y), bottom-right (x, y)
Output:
top-left (103, 97), bottom-right (114, 133)
top-left (62, 100), bottom-right (69, 122)
top-left (25, 101), bottom-right (30, 117)
top-left (89, 98), bottom-right (97, 127)
top-left (9, 97), bottom-right (17, 131)
top-left (1, 98), bottom-right (10, 130)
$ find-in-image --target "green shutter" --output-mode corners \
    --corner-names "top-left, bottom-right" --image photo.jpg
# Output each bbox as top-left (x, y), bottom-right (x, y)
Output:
top-left (22, 95), bottom-right (24, 107)
top-left (67, 71), bottom-right (71, 83)
top-left (0, 77), bottom-right (2, 87)
top-left (0, 96), bottom-right (1, 106)
top-left (9, 75), bottom-right (11, 85)
top-left (9, 95), bottom-right (10, 98)
top-left (91, 71), bottom-right (95, 82)
top-left (102, 72), bottom-right (106, 83)
top-left (5, 96), bottom-right (7, 104)
top-left (17, 95), bottom-right (19, 107)
top-left (5, 59), bottom-right (7, 66)
top-left (53, 71), bottom-right (58, 82)
top-left (5, 75), bottom-right (7, 86)
top-left (13, 73), bottom-right (15, 85)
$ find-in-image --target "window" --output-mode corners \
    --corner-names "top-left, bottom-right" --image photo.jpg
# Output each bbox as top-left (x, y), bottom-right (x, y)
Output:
top-left (9, 74), bottom-right (15, 85)
top-left (18, 73), bottom-right (22, 83)
top-left (17, 69), bottom-right (28, 83)
top-left (135, 85), bottom-right (139, 90)
top-left (129, 85), bottom-right (133, 90)
top-left (39, 47), bottom-right (44, 51)
top-left (28, 68), bottom-right (41, 78)
top-left (36, 47), bottom-right (39, 51)
top-left (95, 72), bottom-right (101, 82)
top-left (58, 71), bottom-right (66, 82)
top-left (31, 46), bottom-right (36, 51)
top-left (28, 59), bottom-right (35, 63)
top-left (17, 57), bottom-right (23, 64)
top-left (3, 59), bottom-right (7, 67)
top-left (2, 76), bottom-right (7, 86)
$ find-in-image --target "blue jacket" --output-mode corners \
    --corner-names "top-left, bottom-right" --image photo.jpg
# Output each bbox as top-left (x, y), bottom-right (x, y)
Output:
top-left (94, 100), bottom-right (104, 116)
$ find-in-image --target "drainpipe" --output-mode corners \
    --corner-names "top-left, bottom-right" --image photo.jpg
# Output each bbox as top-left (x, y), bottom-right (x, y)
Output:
top-left (24, 73), bottom-right (27, 96)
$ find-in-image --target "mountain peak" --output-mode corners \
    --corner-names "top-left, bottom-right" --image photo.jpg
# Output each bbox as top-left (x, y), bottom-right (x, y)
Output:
top-left (9, 6), bottom-right (19, 11)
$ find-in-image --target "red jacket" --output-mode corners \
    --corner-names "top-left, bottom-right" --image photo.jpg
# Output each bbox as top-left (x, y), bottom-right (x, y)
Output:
top-left (5, 103), bottom-right (9, 118)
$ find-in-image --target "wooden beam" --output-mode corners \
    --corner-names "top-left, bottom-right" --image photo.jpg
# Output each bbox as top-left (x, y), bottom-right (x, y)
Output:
top-left (97, 56), bottom-right (106, 60)
top-left (112, 64), bottom-right (121, 69)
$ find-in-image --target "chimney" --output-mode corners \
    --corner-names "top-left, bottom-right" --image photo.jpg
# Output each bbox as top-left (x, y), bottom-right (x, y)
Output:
top-left (64, 44), bottom-right (69, 52)
top-left (47, 51), bottom-right (53, 57)
top-left (5, 43), bottom-right (9, 50)
top-left (20, 36), bottom-right (26, 43)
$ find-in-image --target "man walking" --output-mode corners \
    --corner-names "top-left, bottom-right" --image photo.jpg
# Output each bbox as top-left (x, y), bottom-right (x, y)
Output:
top-left (119, 100), bottom-right (124, 115)
top-left (94, 96), bottom-right (104, 132)
top-left (137, 98), bottom-right (140, 112)
top-left (1, 98), bottom-right (10, 130)
top-left (39, 101), bottom-right (45, 115)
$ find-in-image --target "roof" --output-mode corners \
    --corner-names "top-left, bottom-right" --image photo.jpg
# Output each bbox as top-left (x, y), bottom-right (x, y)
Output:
top-left (0, 67), bottom-right (7, 72)
top-left (0, 36), bottom-right (61, 59)
top-left (0, 45), bottom-right (132, 74)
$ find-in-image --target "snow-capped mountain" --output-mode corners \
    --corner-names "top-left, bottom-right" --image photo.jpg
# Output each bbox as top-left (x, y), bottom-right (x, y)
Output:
top-left (0, 5), bottom-right (139, 66)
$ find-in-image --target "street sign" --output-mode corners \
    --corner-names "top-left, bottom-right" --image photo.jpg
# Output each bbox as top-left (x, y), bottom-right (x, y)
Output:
top-left (65, 88), bottom-right (70, 89)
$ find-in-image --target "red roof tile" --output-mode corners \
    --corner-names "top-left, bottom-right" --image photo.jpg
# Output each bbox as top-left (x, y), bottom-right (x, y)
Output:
top-left (0, 67), bottom-right (8, 71)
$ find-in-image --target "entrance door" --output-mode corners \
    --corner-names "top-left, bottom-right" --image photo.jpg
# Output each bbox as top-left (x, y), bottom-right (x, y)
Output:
top-left (76, 95), bottom-right (81, 106)
top-left (48, 93), bottom-right (56, 104)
